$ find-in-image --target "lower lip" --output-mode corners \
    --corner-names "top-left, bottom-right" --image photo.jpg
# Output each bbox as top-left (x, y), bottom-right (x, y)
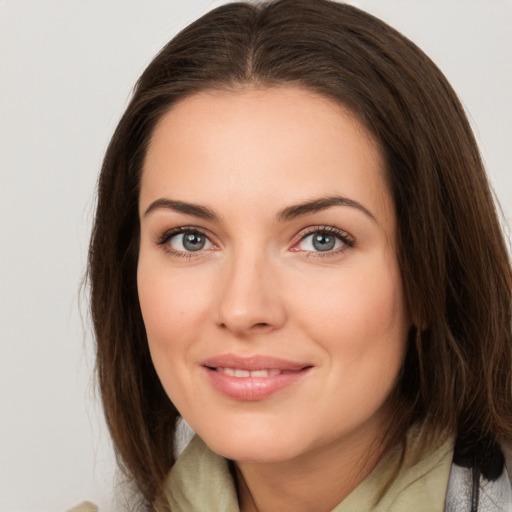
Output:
top-left (204, 367), bottom-right (311, 401)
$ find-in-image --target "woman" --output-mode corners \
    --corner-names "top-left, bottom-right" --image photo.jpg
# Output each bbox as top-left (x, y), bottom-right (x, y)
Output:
top-left (88, 0), bottom-right (512, 510)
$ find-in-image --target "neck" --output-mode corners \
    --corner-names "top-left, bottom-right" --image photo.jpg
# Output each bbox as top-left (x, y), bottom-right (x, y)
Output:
top-left (234, 421), bottom-right (392, 512)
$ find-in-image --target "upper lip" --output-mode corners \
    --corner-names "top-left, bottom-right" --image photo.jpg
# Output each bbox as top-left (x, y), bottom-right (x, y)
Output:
top-left (201, 354), bottom-right (312, 371)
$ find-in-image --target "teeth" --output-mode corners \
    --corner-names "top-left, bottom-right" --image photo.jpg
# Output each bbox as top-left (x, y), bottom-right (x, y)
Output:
top-left (251, 369), bottom-right (270, 377)
top-left (217, 367), bottom-right (282, 377)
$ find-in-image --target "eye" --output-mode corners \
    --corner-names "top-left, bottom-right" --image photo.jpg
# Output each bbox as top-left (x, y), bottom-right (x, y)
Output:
top-left (294, 227), bottom-right (354, 254)
top-left (160, 228), bottom-right (214, 253)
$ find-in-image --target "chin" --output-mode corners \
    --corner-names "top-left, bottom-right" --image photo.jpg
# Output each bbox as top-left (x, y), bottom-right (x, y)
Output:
top-left (198, 426), bottom-right (303, 463)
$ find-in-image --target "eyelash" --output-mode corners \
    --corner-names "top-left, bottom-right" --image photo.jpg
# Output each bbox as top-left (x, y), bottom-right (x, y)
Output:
top-left (155, 225), bottom-right (355, 259)
top-left (293, 225), bottom-right (355, 258)
top-left (156, 226), bottom-right (216, 260)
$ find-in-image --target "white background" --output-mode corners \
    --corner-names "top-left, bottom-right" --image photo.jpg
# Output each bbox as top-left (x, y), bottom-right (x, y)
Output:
top-left (1, 1), bottom-right (511, 511)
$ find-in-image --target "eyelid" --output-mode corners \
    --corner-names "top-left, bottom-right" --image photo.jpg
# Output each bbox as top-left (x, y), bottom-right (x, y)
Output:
top-left (290, 225), bottom-right (355, 254)
top-left (153, 224), bottom-right (354, 259)
top-left (155, 226), bottom-right (218, 258)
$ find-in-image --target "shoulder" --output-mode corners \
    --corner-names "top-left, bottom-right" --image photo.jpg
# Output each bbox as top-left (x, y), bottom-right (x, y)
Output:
top-left (445, 444), bottom-right (512, 512)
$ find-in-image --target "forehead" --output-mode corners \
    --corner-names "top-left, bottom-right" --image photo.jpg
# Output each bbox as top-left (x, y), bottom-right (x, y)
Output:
top-left (140, 86), bottom-right (393, 227)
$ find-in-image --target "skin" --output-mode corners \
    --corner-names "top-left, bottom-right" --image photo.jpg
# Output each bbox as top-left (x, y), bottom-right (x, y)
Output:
top-left (137, 86), bottom-right (411, 512)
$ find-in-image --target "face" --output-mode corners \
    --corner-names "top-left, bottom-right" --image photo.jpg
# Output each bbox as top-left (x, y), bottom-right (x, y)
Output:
top-left (137, 87), bottom-right (410, 464)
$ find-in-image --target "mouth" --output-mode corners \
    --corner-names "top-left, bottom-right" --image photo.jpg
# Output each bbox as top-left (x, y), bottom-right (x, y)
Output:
top-left (212, 367), bottom-right (291, 378)
top-left (201, 355), bottom-right (313, 401)
top-left (211, 367), bottom-right (304, 377)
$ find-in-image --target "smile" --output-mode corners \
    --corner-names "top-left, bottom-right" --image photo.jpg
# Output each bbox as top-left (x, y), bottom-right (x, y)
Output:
top-left (201, 355), bottom-right (313, 401)
top-left (215, 368), bottom-right (294, 377)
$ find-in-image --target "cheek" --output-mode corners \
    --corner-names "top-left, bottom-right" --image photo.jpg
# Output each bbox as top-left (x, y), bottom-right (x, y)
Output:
top-left (136, 259), bottom-right (216, 412)
top-left (137, 260), bottom-right (212, 357)
top-left (294, 257), bottom-right (409, 365)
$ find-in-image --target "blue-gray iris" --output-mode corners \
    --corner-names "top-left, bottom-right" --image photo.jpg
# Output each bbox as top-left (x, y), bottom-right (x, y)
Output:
top-left (313, 233), bottom-right (335, 251)
top-left (183, 232), bottom-right (206, 251)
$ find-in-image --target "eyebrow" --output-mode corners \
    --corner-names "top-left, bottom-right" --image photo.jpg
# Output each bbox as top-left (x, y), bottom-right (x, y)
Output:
top-left (144, 198), bottom-right (219, 221)
top-left (276, 196), bottom-right (376, 223)
top-left (143, 195), bottom-right (376, 223)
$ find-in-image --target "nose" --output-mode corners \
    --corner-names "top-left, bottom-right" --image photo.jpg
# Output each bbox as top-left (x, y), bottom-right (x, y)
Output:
top-left (214, 251), bottom-right (286, 337)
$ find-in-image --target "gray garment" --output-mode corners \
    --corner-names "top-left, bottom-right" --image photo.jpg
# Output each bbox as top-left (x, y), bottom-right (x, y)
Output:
top-left (445, 464), bottom-right (512, 512)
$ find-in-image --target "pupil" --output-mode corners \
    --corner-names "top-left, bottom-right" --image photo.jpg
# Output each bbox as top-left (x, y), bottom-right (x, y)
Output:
top-left (183, 232), bottom-right (205, 251)
top-left (312, 233), bottom-right (335, 251)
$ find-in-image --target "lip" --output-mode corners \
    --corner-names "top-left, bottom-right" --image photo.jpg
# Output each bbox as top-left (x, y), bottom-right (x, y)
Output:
top-left (201, 354), bottom-right (313, 401)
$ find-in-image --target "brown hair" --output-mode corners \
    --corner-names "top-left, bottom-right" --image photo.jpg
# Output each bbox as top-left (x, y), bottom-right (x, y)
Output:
top-left (88, 0), bottom-right (512, 508)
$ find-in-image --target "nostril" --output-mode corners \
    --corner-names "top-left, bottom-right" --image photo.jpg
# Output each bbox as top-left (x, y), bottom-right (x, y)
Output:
top-left (217, 320), bottom-right (272, 334)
